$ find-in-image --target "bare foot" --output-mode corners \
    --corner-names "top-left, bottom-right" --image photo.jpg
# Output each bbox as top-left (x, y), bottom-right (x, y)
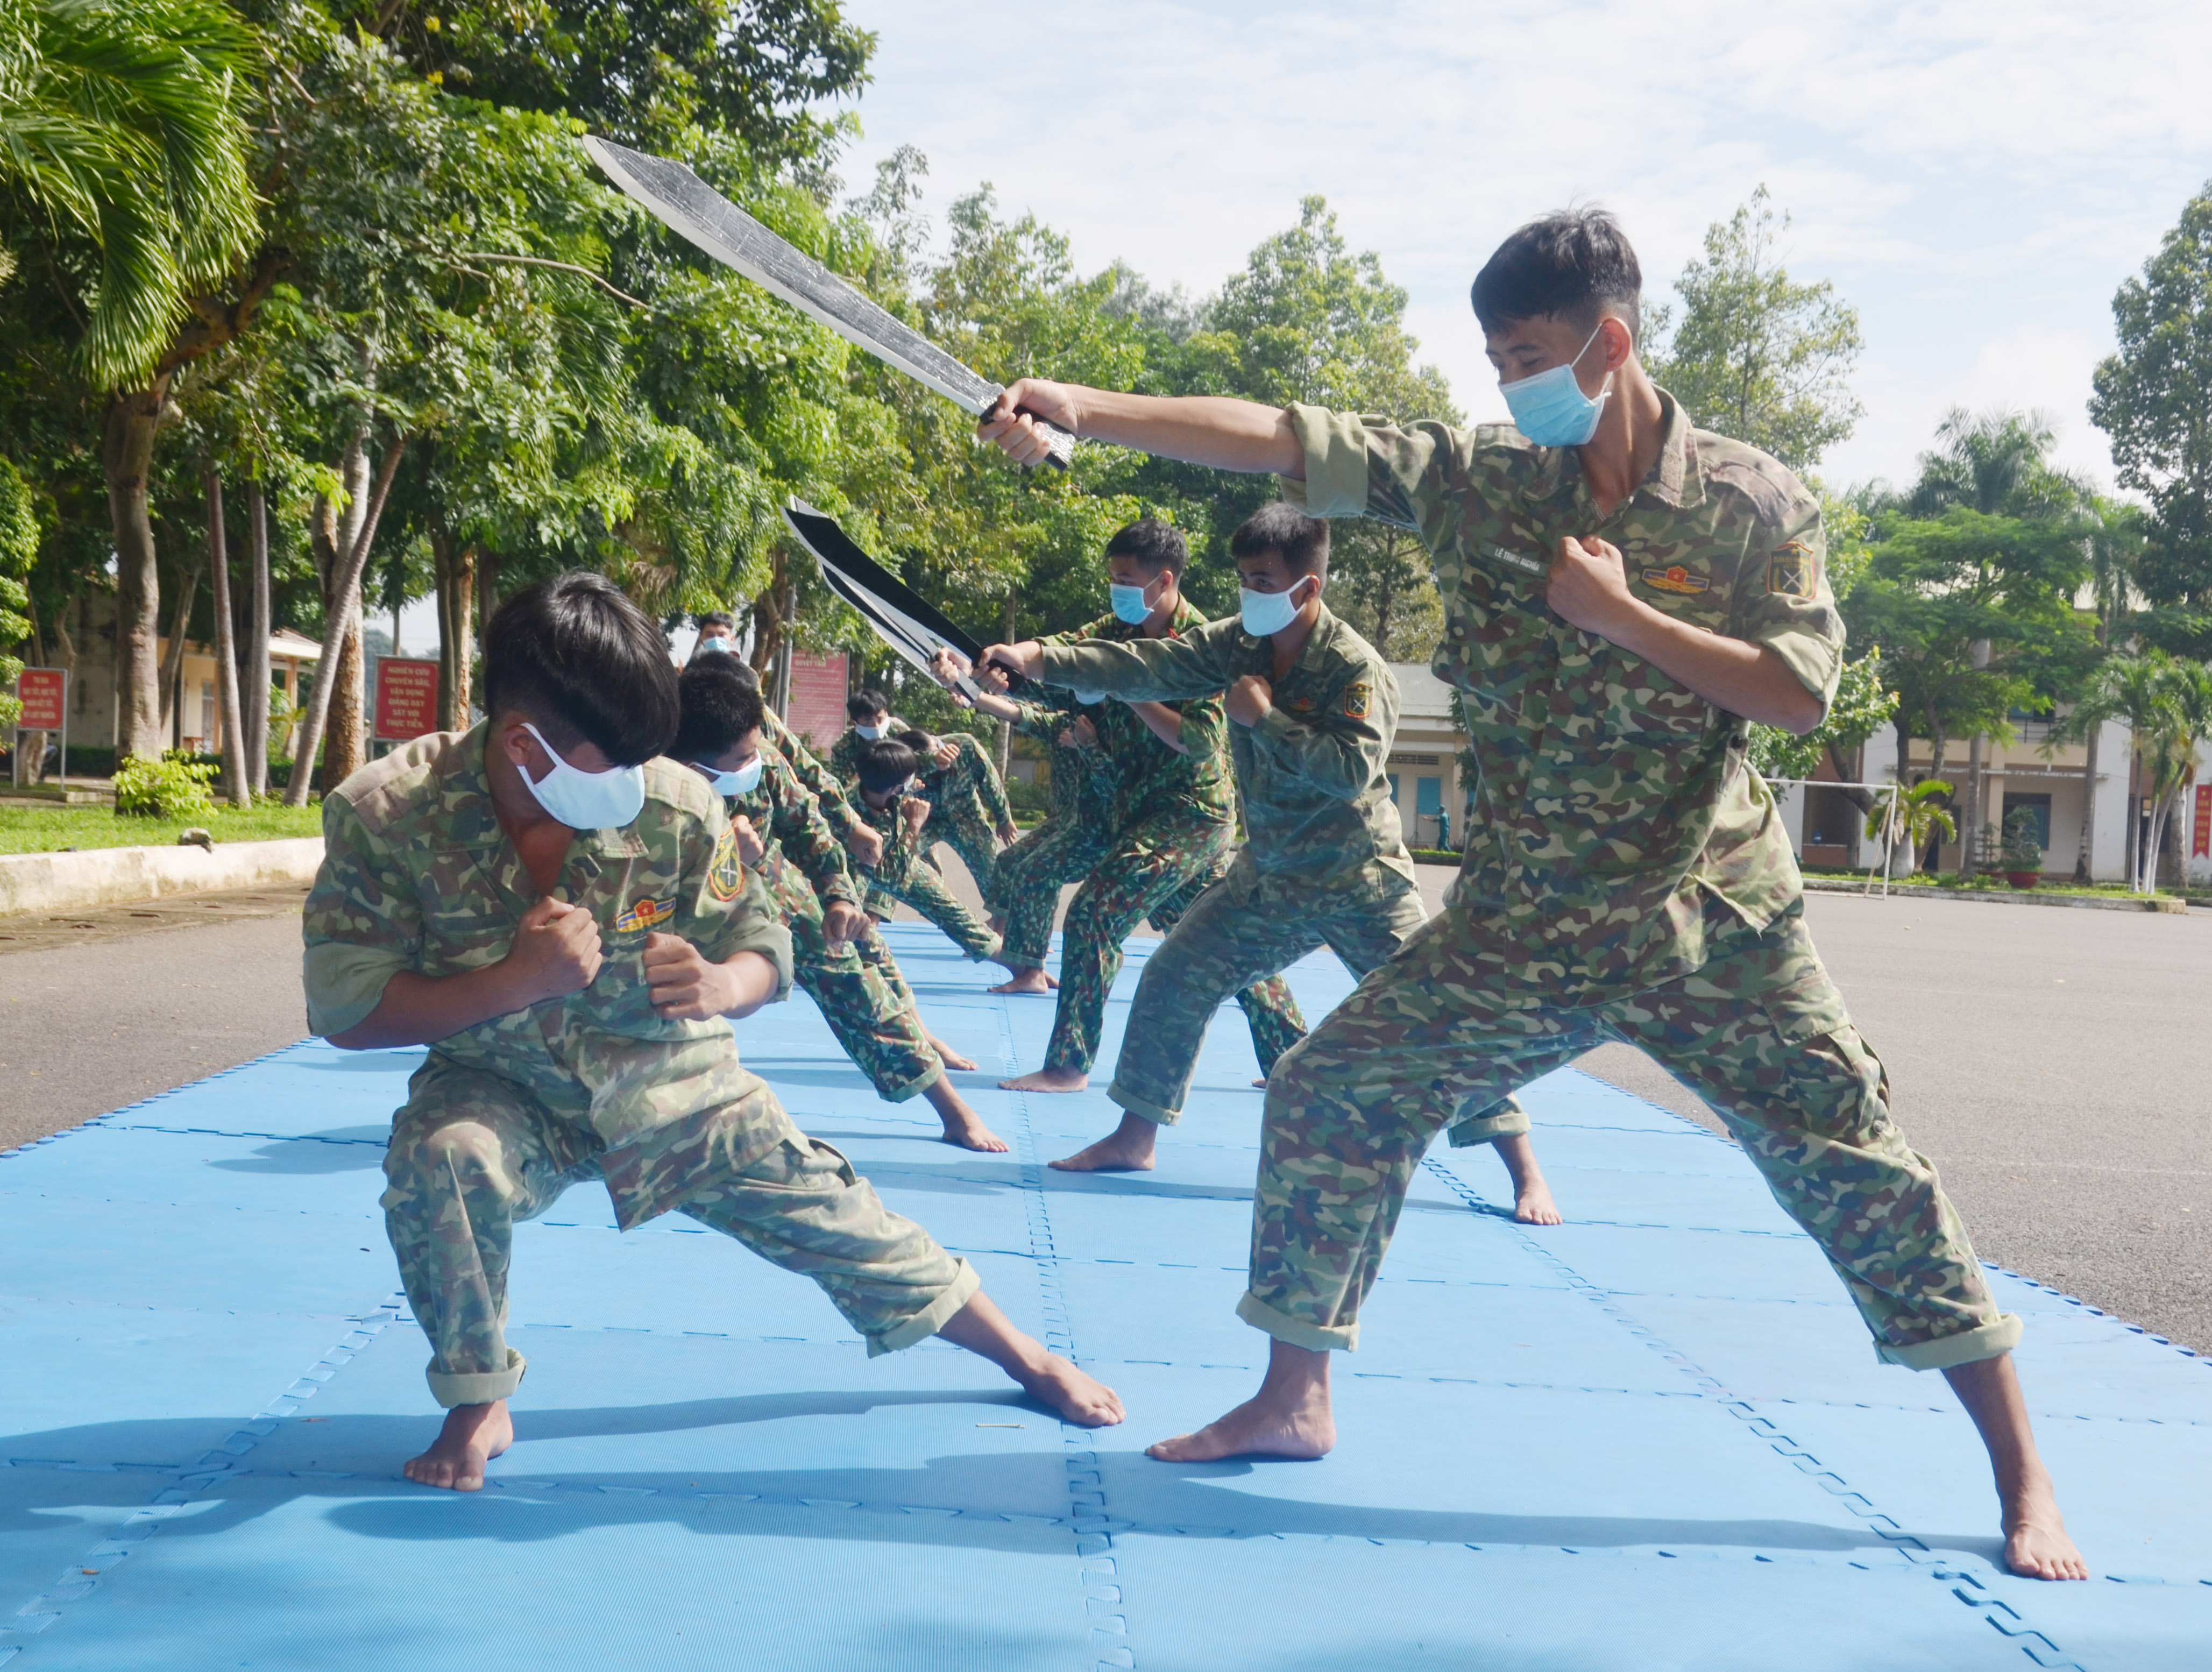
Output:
top-left (927, 1031), bottom-right (979, 1072)
top-left (1514, 1177), bottom-right (1563, 1225)
top-left (2003, 1471), bottom-right (2089, 1580)
top-left (1050, 1111), bottom-right (1158, 1172)
top-left (1001, 1065), bottom-right (1088, 1093)
top-left (1147, 1340), bottom-right (1334, 1461)
top-left (990, 967), bottom-right (1054, 995)
top-left (924, 1079), bottom-right (1006, 1152)
top-left (1011, 1352), bottom-right (1126, 1428)
top-left (402, 1399), bottom-right (513, 1491)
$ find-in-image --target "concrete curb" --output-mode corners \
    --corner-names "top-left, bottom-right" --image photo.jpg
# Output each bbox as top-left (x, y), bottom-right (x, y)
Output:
top-left (1802, 877), bottom-right (2187, 914)
top-left (0, 837), bottom-right (324, 917)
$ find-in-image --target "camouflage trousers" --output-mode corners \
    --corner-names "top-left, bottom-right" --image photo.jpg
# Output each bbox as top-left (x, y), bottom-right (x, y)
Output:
top-left (1109, 868), bottom-right (1526, 1146)
top-left (381, 1057), bottom-right (977, 1407)
top-left (990, 816), bottom-right (1117, 969)
top-left (763, 851), bottom-right (942, 1104)
top-left (934, 809), bottom-right (1003, 905)
top-left (867, 857), bottom-right (1003, 965)
top-left (1243, 904), bottom-right (2019, 1372)
top-left (1043, 811), bottom-right (1306, 1077)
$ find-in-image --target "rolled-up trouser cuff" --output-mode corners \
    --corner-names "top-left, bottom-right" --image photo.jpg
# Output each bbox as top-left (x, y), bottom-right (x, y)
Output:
top-left (427, 1348), bottom-right (526, 1408)
top-left (866, 1257), bottom-right (981, 1358)
top-left (968, 935), bottom-right (1005, 966)
top-left (1236, 1289), bottom-right (1358, 1352)
top-left (1875, 1311), bottom-right (2023, 1371)
top-left (875, 1060), bottom-right (942, 1105)
top-left (1105, 1080), bottom-right (1178, 1126)
top-left (1446, 1102), bottom-right (1531, 1146)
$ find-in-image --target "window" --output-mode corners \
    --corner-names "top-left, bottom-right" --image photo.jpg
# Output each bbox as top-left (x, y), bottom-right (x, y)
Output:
top-left (2002, 792), bottom-right (2052, 851)
top-left (200, 680), bottom-right (215, 746)
top-left (1386, 772), bottom-right (1400, 807)
top-left (1416, 776), bottom-right (1442, 818)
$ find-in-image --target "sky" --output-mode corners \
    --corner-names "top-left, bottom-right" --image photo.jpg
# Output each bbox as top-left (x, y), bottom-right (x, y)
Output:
top-left (827, 0), bottom-right (2212, 496)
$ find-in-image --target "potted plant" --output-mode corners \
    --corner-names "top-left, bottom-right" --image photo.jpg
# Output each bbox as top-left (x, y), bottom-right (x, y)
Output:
top-left (2001, 807), bottom-right (2044, 889)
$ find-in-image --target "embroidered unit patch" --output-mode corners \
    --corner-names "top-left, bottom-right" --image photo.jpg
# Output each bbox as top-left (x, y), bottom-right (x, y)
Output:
top-left (704, 827), bottom-right (747, 904)
top-left (1768, 541), bottom-right (1820, 599)
top-left (1341, 682), bottom-right (1372, 720)
top-left (1641, 564), bottom-right (1711, 596)
top-left (615, 895), bottom-right (678, 932)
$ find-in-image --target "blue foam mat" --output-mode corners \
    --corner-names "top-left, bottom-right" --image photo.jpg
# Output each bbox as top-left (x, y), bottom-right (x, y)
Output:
top-left (3, 925), bottom-right (2208, 1669)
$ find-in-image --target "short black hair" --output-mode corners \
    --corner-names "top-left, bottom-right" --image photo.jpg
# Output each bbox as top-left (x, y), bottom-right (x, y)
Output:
top-left (697, 610), bottom-right (735, 632)
top-left (853, 738), bottom-right (919, 796)
top-left (1230, 502), bottom-right (1330, 580)
top-left (1470, 207), bottom-right (1642, 343)
top-left (848, 689), bottom-right (889, 723)
top-left (672, 657), bottom-right (765, 761)
top-left (1104, 517), bottom-right (1186, 578)
top-left (483, 572), bottom-right (677, 766)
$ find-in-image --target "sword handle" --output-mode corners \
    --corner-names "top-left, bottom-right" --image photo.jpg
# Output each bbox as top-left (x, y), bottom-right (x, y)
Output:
top-left (981, 388), bottom-right (1076, 471)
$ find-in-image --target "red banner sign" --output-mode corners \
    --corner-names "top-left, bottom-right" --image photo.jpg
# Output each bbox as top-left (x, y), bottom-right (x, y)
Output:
top-left (786, 650), bottom-right (849, 752)
top-left (2195, 784), bottom-right (2210, 860)
top-left (374, 658), bottom-right (441, 742)
top-left (15, 667), bottom-right (65, 731)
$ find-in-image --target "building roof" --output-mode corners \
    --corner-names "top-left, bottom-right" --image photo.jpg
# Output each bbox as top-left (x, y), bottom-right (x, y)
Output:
top-left (1389, 660), bottom-right (1457, 725)
top-left (270, 628), bottom-right (323, 661)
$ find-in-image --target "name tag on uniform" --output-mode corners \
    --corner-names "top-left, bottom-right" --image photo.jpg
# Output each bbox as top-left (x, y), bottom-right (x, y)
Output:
top-left (1482, 542), bottom-right (1547, 576)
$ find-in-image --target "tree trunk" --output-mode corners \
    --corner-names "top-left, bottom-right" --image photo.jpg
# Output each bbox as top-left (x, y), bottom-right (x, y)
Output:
top-left (477, 548), bottom-right (500, 647)
top-left (327, 613), bottom-right (365, 784)
top-left (157, 565), bottom-right (201, 743)
top-left (102, 391), bottom-right (166, 760)
top-left (1961, 732), bottom-right (1985, 878)
top-left (244, 479), bottom-right (271, 795)
top-left (313, 426), bottom-right (373, 788)
top-left (748, 547), bottom-right (792, 682)
top-left (284, 432), bottom-right (406, 806)
top-left (2072, 722), bottom-right (2098, 884)
top-left (432, 524), bottom-right (478, 732)
top-left (205, 470), bottom-right (250, 806)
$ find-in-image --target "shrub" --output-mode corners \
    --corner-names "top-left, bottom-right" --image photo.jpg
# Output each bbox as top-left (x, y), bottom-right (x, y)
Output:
top-left (114, 751), bottom-right (219, 819)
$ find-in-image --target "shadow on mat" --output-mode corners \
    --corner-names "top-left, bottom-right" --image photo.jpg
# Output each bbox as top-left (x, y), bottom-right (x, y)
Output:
top-left (0, 1406), bottom-right (2005, 1567)
top-left (209, 1128), bottom-right (392, 1174)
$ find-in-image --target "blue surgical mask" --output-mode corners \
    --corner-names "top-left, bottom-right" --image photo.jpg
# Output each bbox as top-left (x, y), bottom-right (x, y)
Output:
top-left (1109, 582), bottom-right (1153, 625)
top-left (705, 756), bottom-right (763, 798)
top-left (691, 635), bottom-right (731, 658)
top-left (1499, 324), bottom-right (1611, 447)
top-left (520, 722), bottom-right (646, 830)
top-left (1239, 579), bottom-right (1311, 636)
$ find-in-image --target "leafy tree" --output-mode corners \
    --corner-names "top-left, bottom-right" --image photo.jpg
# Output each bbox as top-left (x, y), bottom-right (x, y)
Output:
top-left (1863, 778), bottom-right (1955, 880)
top-left (1648, 186), bottom-right (1862, 472)
top-left (2052, 649), bottom-right (2212, 892)
top-left (2090, 183), bottom-right (2212, 613)
top-left (1748, 647), bottom-right (1897, 782)
top-left (0, 457), bottom-right (34, 731)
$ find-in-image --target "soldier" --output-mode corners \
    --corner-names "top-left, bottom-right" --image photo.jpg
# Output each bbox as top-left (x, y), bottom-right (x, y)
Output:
top-left (941, 519), bottom-right (1303, 1096)
top-left (831, 691), bottom-right (909, 922)
top-left (303, 573), bottom-right (1121, 1492)
top-left (897, 725), bottom-right (1020, 901)
top-left (980, 502), bottom-right (1559, 1225)
top-left (977, 209), bottom-right (2084, 1580)
top-left (974, 692), bottom-right (1116, 994)
top-left (688, 609), bottom-right (739, 662)
top-left (670, 658), bottom-right (1006, 1152)
top-left (848, 736), bottom-right (1011, 969)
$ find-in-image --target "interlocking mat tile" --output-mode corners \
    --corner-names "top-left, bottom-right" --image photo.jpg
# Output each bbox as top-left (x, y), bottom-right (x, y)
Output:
top-left (3, 927), bottom-right (2206, 1669)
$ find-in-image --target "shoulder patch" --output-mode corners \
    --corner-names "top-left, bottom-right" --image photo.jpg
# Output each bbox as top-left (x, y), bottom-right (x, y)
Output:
top-left (1341, 682), bottom-right (1372, 720)
top-left (705, 827), bottom-right (748, 903)
top-left (1767, 541), bottom-right (1821, 600)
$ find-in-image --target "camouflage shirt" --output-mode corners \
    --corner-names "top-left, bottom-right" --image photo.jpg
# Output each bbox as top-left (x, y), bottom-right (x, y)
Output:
top-left (1039, 599), bottom-right (1235, 831)
top-left (1037, 601), bottom-right (1414, 901)
top-left (1010, 696), bottom-right (1118, 824)
top-left (724, 741), bottom-right (859, 910)
top-left (828, 716), bottom-right (909, 791)
top-left (764, 708), bottom-right (868, 849)
top-left (301, 724), bottom-right (795, 1221)
top-left (916, 731), bottom-right (1015, 830)
top-left (1281, 393), bottom-right (1842, 998)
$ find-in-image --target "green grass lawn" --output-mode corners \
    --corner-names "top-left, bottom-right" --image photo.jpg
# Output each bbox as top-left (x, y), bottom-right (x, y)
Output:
top-left (0, 802), bottom-right (324, 855)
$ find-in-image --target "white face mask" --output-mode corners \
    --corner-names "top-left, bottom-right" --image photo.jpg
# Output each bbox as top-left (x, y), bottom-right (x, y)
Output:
top-left (1239, 577), bottom-right (1313, 636)
top-left (854, 722), bottom-right (884, 741)
top-left (519, 723), bottom-right (646, 830)
top-left (704, 755), bottom-right (763, 798)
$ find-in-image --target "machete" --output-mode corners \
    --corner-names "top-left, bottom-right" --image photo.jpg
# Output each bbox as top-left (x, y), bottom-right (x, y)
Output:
top-left (781, 500), bottom-right (1027, 702)
top-left (582, 135), bottom-right (1075, 469)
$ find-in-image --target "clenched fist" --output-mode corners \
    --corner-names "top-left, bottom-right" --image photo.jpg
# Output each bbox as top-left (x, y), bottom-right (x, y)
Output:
top-left (728, 813), bottom-right (766, 866)
top-left (643, 931), bottom-right (734, 1021)
top-left (1545, 535), bottom-right (1639, 641)
top-left (503, 896), bottom-right (602, 1004)
top-left (847, 822), bottom-right (884, 869)
top-left (1225, 674), bottom-right (1273, 727)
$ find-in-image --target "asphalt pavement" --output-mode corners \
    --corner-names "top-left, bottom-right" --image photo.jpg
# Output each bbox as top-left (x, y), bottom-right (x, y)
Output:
top-left (6, 866), bottom-right (2208, 1352)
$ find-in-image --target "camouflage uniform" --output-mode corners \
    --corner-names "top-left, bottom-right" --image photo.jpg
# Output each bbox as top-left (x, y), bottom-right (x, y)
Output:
top-left (1035, 603), bottom-right (1523, 1142)
top-left (728, 741), bottom-right (947, 1104)
top-left (912, 730), bottom-right (1016, 901)
top-left (1033, 601), bottom-right (1305, 1077)
top-left (768, 710), bottom-right (901, 919)
top-left (1236, 397), bottom-right (2017, 1372)
top-left (303, 725), bottom-right (978, 1407)
top-left (987, 696), bottom-right (1121, 969)
top-left (828, 717), bottom-right (910, 920)
top-left (856, 788), bottom-right (1005, 965)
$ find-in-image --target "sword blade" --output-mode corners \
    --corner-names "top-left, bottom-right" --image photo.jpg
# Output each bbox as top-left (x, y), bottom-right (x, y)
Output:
top-left (782, 500), bottom-right (1002, 699)
top-left (584, 136), bottom-right (1074, 468)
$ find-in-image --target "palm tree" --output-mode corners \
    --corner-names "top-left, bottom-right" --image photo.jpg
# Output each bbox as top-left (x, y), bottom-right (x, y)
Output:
top-left (2053, 650), bottom-right (2212, 893)
top-left (1863, 779), bottom-right (1956, 891)
top-left (0, 0), bottom-right (269, 760)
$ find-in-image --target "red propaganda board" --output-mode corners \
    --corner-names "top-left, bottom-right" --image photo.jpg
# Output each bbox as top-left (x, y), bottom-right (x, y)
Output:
top-left (373, 657), bottom-right (441, 742)
top-left (2195, 783), bottom-right (2211, 860)
top-left (786, 650), bottom-right (849, 753)
top-left (15, 668), bottom-right (65, 730)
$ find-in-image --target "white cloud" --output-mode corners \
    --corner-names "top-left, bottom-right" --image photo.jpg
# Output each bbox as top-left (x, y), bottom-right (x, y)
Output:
top-left (835, 0), bottom-right (2208, 492)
